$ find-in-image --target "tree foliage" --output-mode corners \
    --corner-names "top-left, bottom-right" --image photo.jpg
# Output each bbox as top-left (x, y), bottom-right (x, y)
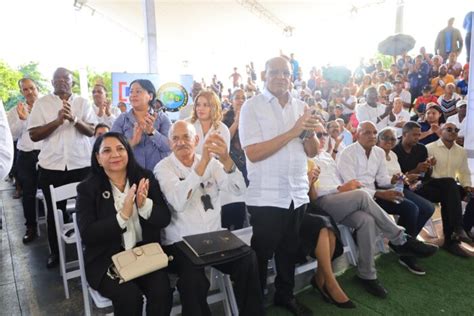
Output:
top-left (1, 60), bottom-right (112, 111)
top-left (0, 60), bottom-right (49, 111)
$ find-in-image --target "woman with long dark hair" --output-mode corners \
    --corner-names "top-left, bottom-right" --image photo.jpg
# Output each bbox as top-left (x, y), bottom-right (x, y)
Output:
top-left (76, 132), bottom-right (171, 315)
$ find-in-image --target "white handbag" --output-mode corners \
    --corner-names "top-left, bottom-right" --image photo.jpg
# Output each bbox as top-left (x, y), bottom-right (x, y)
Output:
top-left (111, 243), bottom-right (169, 283)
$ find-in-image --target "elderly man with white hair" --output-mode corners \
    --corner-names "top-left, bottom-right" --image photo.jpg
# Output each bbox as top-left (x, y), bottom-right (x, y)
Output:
top-left (154, 120), bottom-right (264, 316)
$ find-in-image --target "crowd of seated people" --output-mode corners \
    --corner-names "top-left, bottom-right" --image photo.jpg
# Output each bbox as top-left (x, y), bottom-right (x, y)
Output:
top-left (1, 17), bottom-right (472, 315)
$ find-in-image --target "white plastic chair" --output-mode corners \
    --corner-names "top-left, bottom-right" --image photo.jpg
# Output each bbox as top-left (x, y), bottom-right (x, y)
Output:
top-left (49, 182), bottom-right (80, 299)
top-left (73, 213), bottom-right (113, 316)
top-left (35, 189), bottom-right (48, 236)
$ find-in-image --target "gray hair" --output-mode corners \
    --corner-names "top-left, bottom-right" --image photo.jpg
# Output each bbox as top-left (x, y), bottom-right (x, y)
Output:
top-left (168, 120), bottom-right (197, 140)
top-left (377, 126), bottom-right (397, 142)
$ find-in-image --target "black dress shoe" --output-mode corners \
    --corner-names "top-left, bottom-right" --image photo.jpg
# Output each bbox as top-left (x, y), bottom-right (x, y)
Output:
top-left (451, 229), bottom-right (472, 243)
top-left (390, 236), bottom-right (438, 258)
top-left (22, 227), bottom-right (37, 244)
top-left (274, 297), bottom-right (313, 316)
top-left (356, 277), bottom-right (388, 298)
top-left (443, 242), bottom-right (471, 258)
top-left (322, 285), bottom-right (356, 309)
top-left (46, 254), bottom-right (59, 269)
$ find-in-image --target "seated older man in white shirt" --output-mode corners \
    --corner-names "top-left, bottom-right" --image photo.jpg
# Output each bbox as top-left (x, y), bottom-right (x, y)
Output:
top-left (337, 121), bottom-right (437, 276)
top-left (154, 120), bottom-right (263, 316)
top-left (313, 123), bottom-right (436, 299)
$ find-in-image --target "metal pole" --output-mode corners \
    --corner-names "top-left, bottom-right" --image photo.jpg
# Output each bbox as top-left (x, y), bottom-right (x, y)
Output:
top-left (395, 0), bottom-right (404, 33)
top-left (143, 0), bottom-right (158, 73)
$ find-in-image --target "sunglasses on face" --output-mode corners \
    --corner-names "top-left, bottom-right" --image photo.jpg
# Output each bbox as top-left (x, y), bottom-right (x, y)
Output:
top-left (316, 132), bottom-right (329, 139)
top-left (444, 127), bottom-right (460, 133)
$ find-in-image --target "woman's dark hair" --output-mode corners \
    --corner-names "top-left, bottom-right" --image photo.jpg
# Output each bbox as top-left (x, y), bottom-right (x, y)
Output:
top-left (91, 132), bottom-right (146, 185)
top-left (130, 79), bottom-right (156, 107)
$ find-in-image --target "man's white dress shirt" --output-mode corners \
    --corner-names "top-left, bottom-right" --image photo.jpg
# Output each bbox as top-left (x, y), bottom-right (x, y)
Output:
top-left (154, 153), bottom-right (246, 245)
top-left (28, 94), bottom-right (97, 171)
top-left (239, 89), bottom-right (309, 209)
top-left (337, 142), bottom-right (392, 196)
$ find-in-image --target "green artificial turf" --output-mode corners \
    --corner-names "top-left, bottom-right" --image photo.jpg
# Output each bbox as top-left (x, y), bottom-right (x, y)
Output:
top-left (267, 249), bottom-right (474, 315)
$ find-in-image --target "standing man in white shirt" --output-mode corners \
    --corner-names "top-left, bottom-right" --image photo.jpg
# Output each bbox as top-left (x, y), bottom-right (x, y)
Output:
top-left (7, 78), bottom-right (43, 243)
top-left (356, 87), bottom-right (395, 131)
top-left (28, 67), bottom-right (96, 268)
top-left (0, 99), bottom-right (14, 180)
top-left (239, 56), bottom-right (319, 316)
top-left (155, 121), bottom-right (264, 316)
top-left (91, 83), bottom-right (120, 127)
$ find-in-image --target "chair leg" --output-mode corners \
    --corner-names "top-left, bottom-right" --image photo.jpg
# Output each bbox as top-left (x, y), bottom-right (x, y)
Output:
top-left (58, 239), bottom-right (70, 299)
top-left (223, 274), bottom-right (238, 316)
top-left (338, 225), bottom-right (358, 266)
top-left (215, 271), bottom-right (232, 316)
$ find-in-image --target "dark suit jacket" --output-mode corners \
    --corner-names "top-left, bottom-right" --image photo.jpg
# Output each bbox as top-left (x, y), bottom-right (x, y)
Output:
top-left (76, 169), bottom-right (171, 289)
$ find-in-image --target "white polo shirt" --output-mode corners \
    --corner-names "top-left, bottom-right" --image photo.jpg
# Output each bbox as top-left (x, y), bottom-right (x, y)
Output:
top-left (28, 93), bottom-right (97, 171)
top-left (239, 89), bottom-right (309, 209)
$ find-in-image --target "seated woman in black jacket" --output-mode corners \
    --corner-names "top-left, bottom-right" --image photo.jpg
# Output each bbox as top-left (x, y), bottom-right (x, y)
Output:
top-left (76, 132), bottom-right (171, 316)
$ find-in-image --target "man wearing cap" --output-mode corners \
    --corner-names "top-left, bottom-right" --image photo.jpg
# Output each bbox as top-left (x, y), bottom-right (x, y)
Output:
top-left (426, 121), bottom-right (474, 241)
top-left (446, 99), bottom-right (467, 146)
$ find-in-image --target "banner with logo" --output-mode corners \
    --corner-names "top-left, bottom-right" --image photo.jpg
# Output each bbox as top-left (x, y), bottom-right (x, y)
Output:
top-left (111, 73), bottom-right (193, 121)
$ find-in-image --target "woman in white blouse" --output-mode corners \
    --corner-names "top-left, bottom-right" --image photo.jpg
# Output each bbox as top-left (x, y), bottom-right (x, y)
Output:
top-left (76, 132), bottom-right (171, 316)
top-left (188, 90), bottom-right (230, 154)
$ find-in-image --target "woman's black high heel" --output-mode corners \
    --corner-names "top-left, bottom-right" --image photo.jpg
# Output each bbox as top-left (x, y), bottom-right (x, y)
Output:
top-left (310, 277), bottom-right (331, 303)
top-left (323, 285), bottom-right (356, 309)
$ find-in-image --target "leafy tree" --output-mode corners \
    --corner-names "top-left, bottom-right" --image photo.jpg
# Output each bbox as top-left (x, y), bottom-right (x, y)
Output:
top-left (0, 61), bottom-right (22, 110)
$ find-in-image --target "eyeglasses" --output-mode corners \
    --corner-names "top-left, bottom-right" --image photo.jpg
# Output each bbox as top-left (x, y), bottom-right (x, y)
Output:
top-left (444, 127), bottom-right (460, 133)
top-left (316, 132), bottom-right (329, 139)
top-left (381, 136), bottom-right (397, 142)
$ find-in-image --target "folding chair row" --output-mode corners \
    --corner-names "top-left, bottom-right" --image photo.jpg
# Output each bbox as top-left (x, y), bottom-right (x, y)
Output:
top-left (72, 213), bottom-right (235, 316)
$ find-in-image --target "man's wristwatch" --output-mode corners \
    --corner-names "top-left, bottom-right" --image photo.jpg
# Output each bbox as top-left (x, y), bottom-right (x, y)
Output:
top-left (72, 116), bottom-right (79, 126)
top-left (147, 129), bottom-right (156, 136)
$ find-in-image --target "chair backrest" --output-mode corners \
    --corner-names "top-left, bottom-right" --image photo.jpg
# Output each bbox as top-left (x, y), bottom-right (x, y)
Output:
top-left (50, 182), bottom-right (80, 204)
